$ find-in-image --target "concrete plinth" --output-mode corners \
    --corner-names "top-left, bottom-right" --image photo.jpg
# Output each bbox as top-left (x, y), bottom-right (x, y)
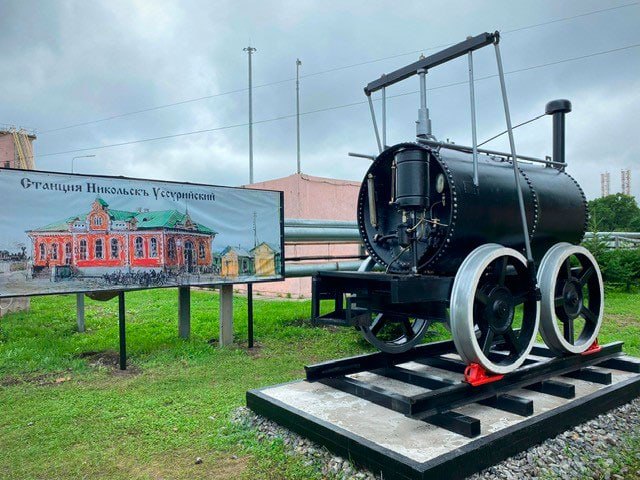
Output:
top-left (248, 354), bottom-right (640, 480)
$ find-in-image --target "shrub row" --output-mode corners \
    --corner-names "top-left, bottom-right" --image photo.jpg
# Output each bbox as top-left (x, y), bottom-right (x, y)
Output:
top-left (582, 237), bottom-right (640, 291)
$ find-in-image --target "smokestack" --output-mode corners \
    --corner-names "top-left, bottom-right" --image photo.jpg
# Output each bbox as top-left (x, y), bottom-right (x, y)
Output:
top-left (545, 99), bottom-right (572, 169)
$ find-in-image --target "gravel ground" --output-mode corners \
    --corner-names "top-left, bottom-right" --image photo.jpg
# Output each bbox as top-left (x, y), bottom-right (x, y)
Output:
top-left (232, 397), bottom-right (640, 480)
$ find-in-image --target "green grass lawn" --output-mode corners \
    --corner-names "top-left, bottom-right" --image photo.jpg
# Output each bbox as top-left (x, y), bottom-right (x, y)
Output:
top-left (0, 287), bottom-right (638, 479)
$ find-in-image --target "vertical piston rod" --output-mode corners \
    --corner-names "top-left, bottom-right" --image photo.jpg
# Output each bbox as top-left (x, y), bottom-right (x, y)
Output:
top-left (468, 50), bottom-right (479, 187)
top-left (494, 41), bottom-right (533, 264)
top-left (416, 68), bottom-right (432, 138)
top-left (382, 86), bottom-right (387, 148)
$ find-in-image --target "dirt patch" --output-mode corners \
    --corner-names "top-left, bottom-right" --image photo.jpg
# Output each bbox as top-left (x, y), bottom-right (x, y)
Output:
top-left (124, 451), bottom-right (249, 480)
top-left (207, 339), bottom-right (265, 358)
top-left (608, 314), bottom-right (639, 328)
top-left (78, 350), bottom-right (141, 375)
top-left (238, 341), bottom-right (264, 358)
top-left (284, 317), bottom-right (341, 333)
top-left (0, 370), bottom-right (73, 387)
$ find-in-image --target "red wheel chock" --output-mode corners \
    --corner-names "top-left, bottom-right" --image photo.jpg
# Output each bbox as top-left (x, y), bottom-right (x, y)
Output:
top-left (464, 363), bottom-right (504, 387)
top-left (581, 338), bottom-right (602, 356)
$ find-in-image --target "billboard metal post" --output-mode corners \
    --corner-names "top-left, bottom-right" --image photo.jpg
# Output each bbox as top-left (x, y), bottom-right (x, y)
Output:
top-left (219, 284), bottom-right (234, 346)
top-left (247, 283), bottom-right (254, 348)
top-left (76, 293), bottom-right (85, 333)
top-left (178, 286), bottom-right (191, 339)
top-left (118, 291), bottom-right (126, 370)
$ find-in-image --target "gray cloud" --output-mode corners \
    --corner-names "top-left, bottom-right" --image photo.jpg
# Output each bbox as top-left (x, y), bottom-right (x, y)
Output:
top-left (1, 0), bottom-right (638, 200)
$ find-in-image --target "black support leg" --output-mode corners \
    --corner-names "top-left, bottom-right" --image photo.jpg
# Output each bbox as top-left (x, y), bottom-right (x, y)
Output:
top-left (248, 283), bottom-right (254, 349)
top-left (118, 291), bottom-right (126, 370)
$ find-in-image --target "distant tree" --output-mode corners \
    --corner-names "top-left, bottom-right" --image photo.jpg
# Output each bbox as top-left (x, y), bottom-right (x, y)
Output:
top-left (588, 194), bottom-right (640, 232)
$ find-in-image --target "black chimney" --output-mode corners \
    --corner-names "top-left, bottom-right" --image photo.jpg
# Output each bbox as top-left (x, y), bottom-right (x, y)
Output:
top-left (545, 99), bottom-right (572, 169)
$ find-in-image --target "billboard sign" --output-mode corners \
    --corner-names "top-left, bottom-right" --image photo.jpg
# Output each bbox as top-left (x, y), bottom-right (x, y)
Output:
top-left (0, 168), bottom-right (284, 298)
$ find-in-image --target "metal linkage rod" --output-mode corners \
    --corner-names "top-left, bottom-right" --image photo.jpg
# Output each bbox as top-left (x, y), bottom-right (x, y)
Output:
top-left (382, 86), bottom-right (387, 148)
top-left (494, 41), bottom-right (533, 263)
top-left (368, 95), bottom-right (383, 153)
top-left (416, 139), bottom-right (563, 167)
top-left (348, 152), bottom-right (376, 161)
top-left (468, 51), bottom-right (479, 187)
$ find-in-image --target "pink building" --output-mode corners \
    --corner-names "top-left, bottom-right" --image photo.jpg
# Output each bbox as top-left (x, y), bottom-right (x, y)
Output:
top-left (246, 173), bottom-right (361, 297)
top-left (0, 129), bottom-right (36, 169)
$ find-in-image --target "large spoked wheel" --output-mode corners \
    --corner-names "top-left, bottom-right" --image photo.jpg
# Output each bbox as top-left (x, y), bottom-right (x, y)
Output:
top-left (537, 243), bottom-right (604, 354)
top-left (451, 244), bottom-right (540, 375)
top-left (360, 314), bottom-right (431, 354)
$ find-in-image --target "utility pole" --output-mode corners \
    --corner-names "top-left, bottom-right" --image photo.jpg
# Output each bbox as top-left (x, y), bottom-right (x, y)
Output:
top-left (296, 58), bottom-right (302, 174)
top-left (243, 46), bottom-right (257, 184)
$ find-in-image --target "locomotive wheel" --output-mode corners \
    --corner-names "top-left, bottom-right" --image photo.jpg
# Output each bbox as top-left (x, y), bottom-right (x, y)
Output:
top-left (537, 243), bottom-right (604, 354)
top-left (450, 244), bottom-right (539, 375)
top-left (360, 314), bottom-right (431, 354)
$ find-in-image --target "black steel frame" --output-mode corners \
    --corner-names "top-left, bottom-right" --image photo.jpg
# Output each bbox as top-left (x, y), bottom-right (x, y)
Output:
top-left (247, 339), bottom-right (640, 479)
top-left (311, 271), bottom-right (453, 327)
top-left (304, 339), bottom-right (638, 437)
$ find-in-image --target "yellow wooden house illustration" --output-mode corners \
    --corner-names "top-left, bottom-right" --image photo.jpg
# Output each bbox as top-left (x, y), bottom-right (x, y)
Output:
top-left (220, 246), bottom-right (253, 277)
top-left (251, 242), bottom-right (281, 277)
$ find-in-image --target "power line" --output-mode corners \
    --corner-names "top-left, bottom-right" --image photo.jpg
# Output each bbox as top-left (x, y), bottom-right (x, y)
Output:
top-left (35, 1), bottom-right (639, 135)
top-left (32, 42), bottom-right (640, 159)
top-left (501, 2), bottom-right (638, 34)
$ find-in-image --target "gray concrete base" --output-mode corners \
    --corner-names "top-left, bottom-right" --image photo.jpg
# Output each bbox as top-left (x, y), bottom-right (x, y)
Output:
top-left (0, 296), bottom-right (30, 317)
top-left (248, 354), bottom-right (640, 480)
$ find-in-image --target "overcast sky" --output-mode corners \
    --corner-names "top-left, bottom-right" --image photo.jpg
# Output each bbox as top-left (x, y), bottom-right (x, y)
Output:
top-left (1, 0), bottom-right (639, 201)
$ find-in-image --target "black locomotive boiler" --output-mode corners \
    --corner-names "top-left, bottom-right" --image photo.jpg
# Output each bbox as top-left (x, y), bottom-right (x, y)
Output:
top-left (312, 32), bottom-right (604, 377)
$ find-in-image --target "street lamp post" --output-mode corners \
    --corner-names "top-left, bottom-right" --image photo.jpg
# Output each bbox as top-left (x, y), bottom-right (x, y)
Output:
top-left (296, 58), bottom-right (302, 174)
top-left (71, 154), bottom-right (96, 173)
top-left (243, 46), bottom-right (257, 184)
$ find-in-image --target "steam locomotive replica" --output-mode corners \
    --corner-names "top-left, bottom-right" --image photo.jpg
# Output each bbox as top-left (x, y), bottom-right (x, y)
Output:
top-left (312, 32), bottom-right (604, 376)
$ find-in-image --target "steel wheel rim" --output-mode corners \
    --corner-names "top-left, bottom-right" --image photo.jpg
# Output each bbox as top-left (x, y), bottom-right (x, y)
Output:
top-left (451, 244), bottom-right (540, 374)
top-left (361, 314), bottom-right (430, 353)
top-left (538, 243), bottom-right (603, 354)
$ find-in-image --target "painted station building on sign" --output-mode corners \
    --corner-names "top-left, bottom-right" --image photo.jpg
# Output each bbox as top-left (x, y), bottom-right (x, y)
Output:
top-left (27, 198), bottom-right (217, 275)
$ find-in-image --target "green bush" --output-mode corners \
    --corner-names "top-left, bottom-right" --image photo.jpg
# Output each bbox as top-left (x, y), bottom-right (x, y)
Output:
top-left (582, 236), bottom-right (640, 291)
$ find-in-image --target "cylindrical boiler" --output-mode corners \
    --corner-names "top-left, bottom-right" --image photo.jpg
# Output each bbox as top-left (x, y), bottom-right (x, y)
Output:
top-left (358, 143), bottom-right (588, 275)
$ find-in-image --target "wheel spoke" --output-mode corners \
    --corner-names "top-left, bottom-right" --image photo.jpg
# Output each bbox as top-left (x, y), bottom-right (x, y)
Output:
top-left (580, 306), bottom-right (598, 325)
top-left (497, 257), bottom-right (508, 286)
top-left (480, 329), bottom-right (494, 355)
top-left (578, 266), bottom-right (595, 286)
top-left (475, 290), bottom-right (490, 305)
top-left (563, 318), bottom-right (575, 344)
top-left (370, 315), bottom-right (387, 335)
top-left (564, 259), bottom-right (572, 279)
top-left (401, 318), bottom-right (415, 339)
top-left (504, 328), bottom-right (521, 354)
top-left (513, 290), bottom-right (529, 306)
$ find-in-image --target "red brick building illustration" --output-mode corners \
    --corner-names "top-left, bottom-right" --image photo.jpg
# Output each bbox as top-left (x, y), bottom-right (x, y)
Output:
top-left (27, 198), bottom-right (216, 274)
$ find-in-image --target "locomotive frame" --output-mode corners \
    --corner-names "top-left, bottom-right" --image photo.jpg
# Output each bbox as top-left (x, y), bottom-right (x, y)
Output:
top-left (311, 32), bottom-right (605, 381)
